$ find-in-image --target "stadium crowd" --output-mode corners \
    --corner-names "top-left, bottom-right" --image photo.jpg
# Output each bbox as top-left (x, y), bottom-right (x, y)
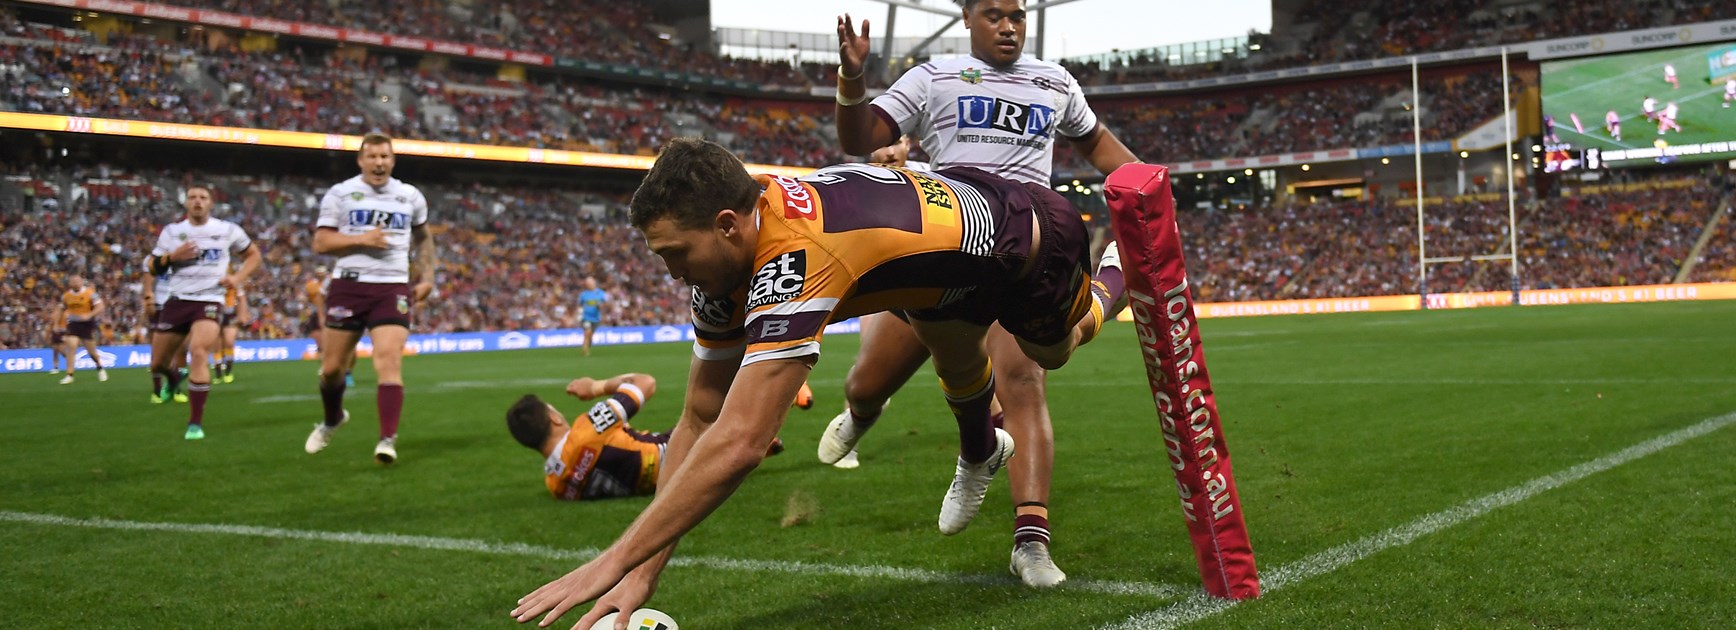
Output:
top-left (5, 157), bottom-right (1730, 352)
top-left (0, 162), bottom-right (688, 350)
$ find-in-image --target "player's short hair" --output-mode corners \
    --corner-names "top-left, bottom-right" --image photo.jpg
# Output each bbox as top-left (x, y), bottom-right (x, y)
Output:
top-left (629, 138), bottom-right (760, 231)
top-left (186, 183), bottom-right (215, 196)
top-left (359, 133), bottom-right (394, 153)
top-left (505, 394), bottom-right (552, 450)
top-left (959, 0), bottom-right (1020, 10)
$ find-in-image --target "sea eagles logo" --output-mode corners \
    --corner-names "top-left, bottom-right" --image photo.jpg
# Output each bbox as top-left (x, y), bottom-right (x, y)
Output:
top-left (747, 251), bottom-right (806, 309)
top-left (350, 192), bottom-right (365, 201)
top-left (960, 68), bottom-right (983, 84)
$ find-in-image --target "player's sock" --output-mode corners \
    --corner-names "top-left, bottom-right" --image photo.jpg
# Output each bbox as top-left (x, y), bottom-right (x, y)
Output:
top-left (320, 380), bottom-right (347, 426)
top-left (163, 368), bottom-right (183, 395)
top-left (151, 372), bottom-right (163, 396)
top-left (187, 382), bottom-right (210, 426)
top-left (90, 351), bottom-right (104, 370)
top-left (940, 361), bottom-right (996, 464)
top-left (847, 402), bottom-right (882, 429)
top-left (1014, 503), bottom-right (1052, 547)
top-left (377, 383), bottom-right (403, 439)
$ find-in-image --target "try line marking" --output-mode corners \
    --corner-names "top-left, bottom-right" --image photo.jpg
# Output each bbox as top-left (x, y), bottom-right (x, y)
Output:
top-left (0, 510), bottom-right (1186, 599)
top-left (1103, 410), bottom-right (1736, 630)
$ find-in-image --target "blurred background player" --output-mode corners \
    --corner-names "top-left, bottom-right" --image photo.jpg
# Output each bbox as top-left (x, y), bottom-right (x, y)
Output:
top-left (1643, 95), bottom-right (1659, 122)
top-left (1659, 101), bottom-right (1682, 134)
top-left (52, 275), bottom-right (108, 385)
top-left (302, 266), bottom-right (355, 386)
top-left (831, 0), bottom-right (1136, 587)
top-left (1664, 63), bottom-right (1678, 89)
top-left (1725, 78), bottom-right (1734, 108)
top-left (1605, 110), bottom-right (1622, 141)
top-left (43, 310), bottom-right (68, 375)
top-left (215, 284), bottom-right (249, 384)
top-left (504, 372), bottom-right (785, 501)
top-left (305, 133), bottom-right (438, 465)
top-left (142, 262), bottom-right (189, 403)
top-left (146, 184), bottom-right (261, 439)
top-left (578, 276), bottom-right (607, 356)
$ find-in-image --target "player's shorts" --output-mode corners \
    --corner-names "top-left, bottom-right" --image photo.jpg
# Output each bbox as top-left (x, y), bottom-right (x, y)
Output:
top-left (581, 319), bottom-right (600, 331)
top-left (65, 320), bottom-right (98, 340)
top-left (50, 327), bottom-right (70, 341)
top-left (324, 278), bottom-right (412, 331)
top-left (300, 314), bottom-right (321, 336)
top-left (909, 182), bottom-right (1092, 347)
top-left (155, 299), bottom-right (223, 335)
top-left (220, 306), bottom-right (238, 327)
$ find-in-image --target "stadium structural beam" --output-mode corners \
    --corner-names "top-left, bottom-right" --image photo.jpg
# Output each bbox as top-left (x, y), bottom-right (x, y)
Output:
top-left (881, 3), bottom-right (898, 79)
top-left (903, 18), bottom-right (963, 64)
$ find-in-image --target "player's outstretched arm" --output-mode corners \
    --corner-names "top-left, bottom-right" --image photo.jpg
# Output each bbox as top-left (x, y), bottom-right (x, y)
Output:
top-left (311, 226), bottom-right (389, 256)
top-left (566, 373), bottom-right (658, 401)
top-left (512, 357), bottom-right (807, 629)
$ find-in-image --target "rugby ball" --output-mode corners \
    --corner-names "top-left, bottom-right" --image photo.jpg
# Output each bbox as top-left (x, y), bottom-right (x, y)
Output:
top-left (588, 608), bottom-right (678, 630)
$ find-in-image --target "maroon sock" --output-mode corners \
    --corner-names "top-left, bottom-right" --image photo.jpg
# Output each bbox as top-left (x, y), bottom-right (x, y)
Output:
top-left (377, 384), bottom-right (403, 439)
top-left (848, 403), bottom-right (882, 429)
top-left (1014, 513), bottom-right (1052, 547)
top-left (151, 373), bottom-right (163, 395)
top-left (944, 373), bottom-right (997, 464)
top-left (319, 380), bottom-right (346, 426)
top-left (187, 382), bottom-right (210, 426)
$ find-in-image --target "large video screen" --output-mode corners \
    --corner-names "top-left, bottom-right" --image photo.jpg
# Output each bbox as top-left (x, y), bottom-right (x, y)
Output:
top-left (1542, 42), bottom-right (1736, 168)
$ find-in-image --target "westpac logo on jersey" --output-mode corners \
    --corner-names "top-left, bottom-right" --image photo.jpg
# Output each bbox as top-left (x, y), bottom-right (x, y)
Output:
top-left (346, 209), bottom-right (411, 230)
top-left (956, 96), bottom-right (1057, 137)
top-left (747, 251), bottom-right (806, 309)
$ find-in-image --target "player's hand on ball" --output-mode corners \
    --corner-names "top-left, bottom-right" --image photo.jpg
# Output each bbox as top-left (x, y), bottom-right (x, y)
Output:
top-left (566, 378), bottom-right (598, 400)
top-left (512, 558), bottom-right (626, 628)
top-left (574, 573), bottom-right (661, 630)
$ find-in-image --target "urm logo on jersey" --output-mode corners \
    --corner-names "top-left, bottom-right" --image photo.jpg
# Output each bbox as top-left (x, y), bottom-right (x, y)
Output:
top-left (346, 209), bottom-right (410, 230)
top-left (956, 96), bottom-right (1057, 138)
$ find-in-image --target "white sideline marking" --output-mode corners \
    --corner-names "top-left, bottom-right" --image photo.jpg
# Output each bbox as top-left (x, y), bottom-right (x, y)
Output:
top-left (0, 511), bottom-right (1185, 598)
top-left (1103, 410), bottom-right (1736, 630)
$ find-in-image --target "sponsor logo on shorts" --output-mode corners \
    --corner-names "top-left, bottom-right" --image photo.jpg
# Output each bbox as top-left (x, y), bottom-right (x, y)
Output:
top-left (327, 306), bottom-right (355, 319)
top-left (747, 251), bottom-right (806, 310)
top-left (396, 296), bottom-right (409, 314)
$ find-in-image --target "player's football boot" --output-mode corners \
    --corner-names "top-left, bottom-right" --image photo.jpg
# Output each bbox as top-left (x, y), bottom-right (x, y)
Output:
top-left (184, 424), bottom-right (205, 441)
top-left (373, 436), bottom-right (397, 465)
top-left (305, 410), bottom-right (349, 454)
top-left (59, 374), bottom-right (74, 385)
top-left (938, 428), bottom-right (1014, 535)
top-left (1010, 541), bottom-right (1068, 588)
top-left (97, 369), bottom-right (108, 382)
top-left (818, 408), bottom-right (868, 465)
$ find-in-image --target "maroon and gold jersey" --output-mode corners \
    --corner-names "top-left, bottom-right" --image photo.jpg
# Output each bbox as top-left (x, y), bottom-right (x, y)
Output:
top-left (543, 384), bottom-right (667, 501)
top-left (61, 287), bottom-right (101, 321)
top-left (690, 164), bottom-right (1038, 366)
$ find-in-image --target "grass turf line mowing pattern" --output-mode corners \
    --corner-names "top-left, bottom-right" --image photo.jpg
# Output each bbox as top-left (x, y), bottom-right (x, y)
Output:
top-left (2, 300), bottom-right (1735, 628)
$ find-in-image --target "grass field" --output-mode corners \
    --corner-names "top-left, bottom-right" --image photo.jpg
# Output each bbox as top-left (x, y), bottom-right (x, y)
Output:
top-left (1541, 44), bottom-right (1736, 163)
top-left (4, 301), bottom-right (1736, 629)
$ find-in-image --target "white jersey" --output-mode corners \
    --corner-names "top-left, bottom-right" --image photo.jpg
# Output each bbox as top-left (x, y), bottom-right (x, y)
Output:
top-left (152, 274), bottom-right (170, 308)
top-left (1643, 97), bottom-right (1657, 113)
top-left (1663, 103), bottom-right (1679, 120)
top-left (316, 175), bottom-right (428, 283)
top-left (1726, 79), bottom-right (1735, 95)
top-left (150, 218), bottom-right (253, 303)
top-left (1664, 64), bottom-right (1676, 78)
top-left (872, 55), bottom-right (1098, 185)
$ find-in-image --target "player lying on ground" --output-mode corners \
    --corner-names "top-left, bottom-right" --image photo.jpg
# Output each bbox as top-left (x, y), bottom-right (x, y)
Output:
top-left (510, 137), bottom-right (1115, 628)
top-left (505, 373), bottom-right (784, 501)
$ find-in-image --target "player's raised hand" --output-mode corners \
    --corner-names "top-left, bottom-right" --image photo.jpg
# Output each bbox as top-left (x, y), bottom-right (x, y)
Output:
top-left (836, 14), bottom-right (871, 78)
top-left (168, 240), bottom-right (200, 262)
top-left (566, 377), bottom-right (599, 400)
top-left (353, 227), bottom-right (389, 249)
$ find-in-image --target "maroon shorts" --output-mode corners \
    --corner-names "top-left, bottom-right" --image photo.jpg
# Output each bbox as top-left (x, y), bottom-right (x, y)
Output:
top-left (300, 314), bottom-right (322, 335)
top-left (155, 299), bottom-right (223, 335)
top-left (324, 278), bottom-right (412, 331)
top-left (65, 320), bottom-right (98, 340)
top-left (909, 182), bottom-right (1092, 347)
